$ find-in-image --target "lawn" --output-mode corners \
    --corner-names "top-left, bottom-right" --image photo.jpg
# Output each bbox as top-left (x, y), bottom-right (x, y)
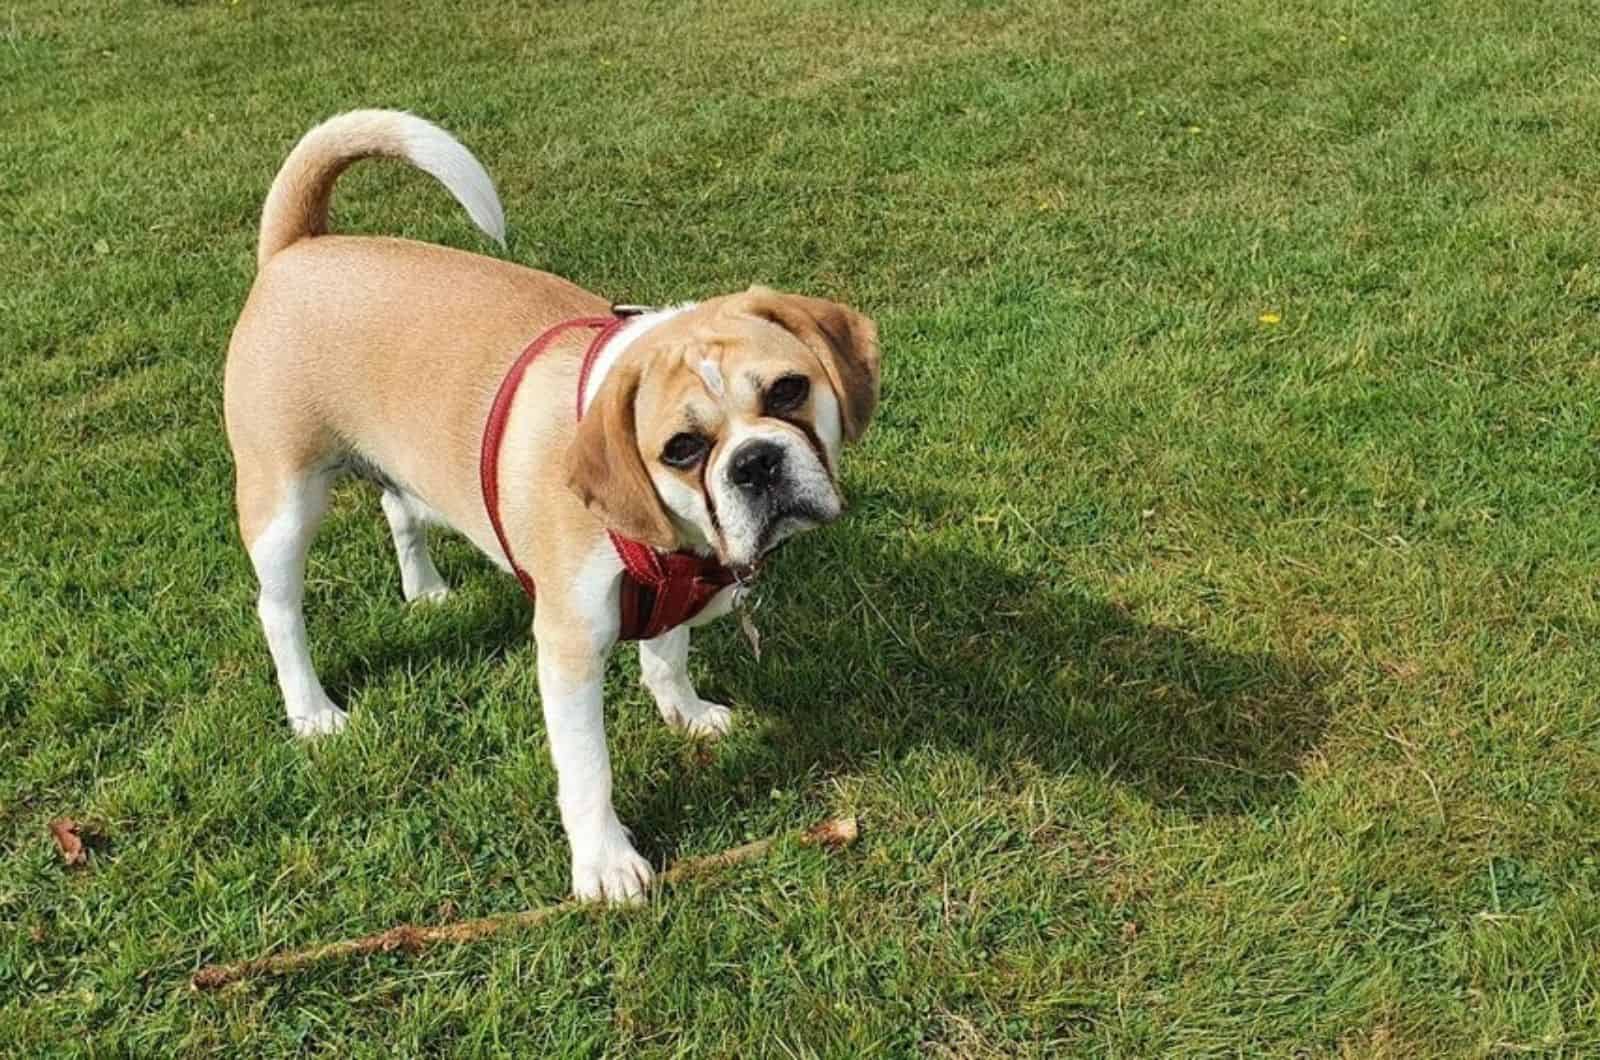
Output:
top-left (4, 0), bottom-right (1600, 1054)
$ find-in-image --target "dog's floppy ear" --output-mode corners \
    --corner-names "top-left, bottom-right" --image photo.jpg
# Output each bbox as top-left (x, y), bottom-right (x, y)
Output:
top-left (566, 359), bottom-right (678, 550)
top-left (741, 285), bottom-right (881, 442)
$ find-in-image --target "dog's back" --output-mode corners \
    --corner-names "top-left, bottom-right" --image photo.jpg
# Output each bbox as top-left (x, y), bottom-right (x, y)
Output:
top-left (225, 112), bottom-right (602, 548)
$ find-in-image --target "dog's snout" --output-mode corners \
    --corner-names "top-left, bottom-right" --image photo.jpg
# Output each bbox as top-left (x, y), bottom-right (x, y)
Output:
top-left (729, 440), bottom-right (785, 493)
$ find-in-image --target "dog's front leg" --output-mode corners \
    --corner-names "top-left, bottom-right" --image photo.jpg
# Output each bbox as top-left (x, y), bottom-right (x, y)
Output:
top-left (640, 626), bottom-right (733, 738)
top-left (535, 617), bottom-right (653, 904)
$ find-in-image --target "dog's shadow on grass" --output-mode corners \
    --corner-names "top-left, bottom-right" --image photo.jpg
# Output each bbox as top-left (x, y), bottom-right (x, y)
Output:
top-left (630, 485), bottom-right (1335, 844)
top-left (325, 482), bottom-right (1334, 843)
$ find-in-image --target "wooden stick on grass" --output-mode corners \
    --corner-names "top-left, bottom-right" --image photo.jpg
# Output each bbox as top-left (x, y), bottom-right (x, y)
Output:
top-left (191, 815), bottom-right (859, 991)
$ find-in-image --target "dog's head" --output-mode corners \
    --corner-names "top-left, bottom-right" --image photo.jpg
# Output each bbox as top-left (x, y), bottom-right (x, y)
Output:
top-left (567, 286), bottom-right (880, 575)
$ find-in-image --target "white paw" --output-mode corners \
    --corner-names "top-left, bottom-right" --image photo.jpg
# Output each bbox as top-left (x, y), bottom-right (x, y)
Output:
top-left (572, 840), bottom-right (654, 905)
top-left (659, 698), bottom-right (735, 739)
top-left (406, 582), bottom-right (450, 604)
top-left (288, 700), bottom-right (349, 738)
top-left (683, 700), bottom-right (734, 739)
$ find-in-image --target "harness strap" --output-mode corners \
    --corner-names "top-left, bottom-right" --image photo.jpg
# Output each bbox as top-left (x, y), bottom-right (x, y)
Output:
top-left (479, 312), bottom-right (734, 641)
top-left (479, 316), bottom-right (619, 601)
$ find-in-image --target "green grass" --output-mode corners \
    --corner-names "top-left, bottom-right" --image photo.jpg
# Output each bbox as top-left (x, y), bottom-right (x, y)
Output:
top-left (4, 0), bottom-right (1600, 1053)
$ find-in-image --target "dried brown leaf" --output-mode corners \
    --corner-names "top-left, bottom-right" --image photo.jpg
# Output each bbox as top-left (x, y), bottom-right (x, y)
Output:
top-left (48, 818), bottom-right (87, 867)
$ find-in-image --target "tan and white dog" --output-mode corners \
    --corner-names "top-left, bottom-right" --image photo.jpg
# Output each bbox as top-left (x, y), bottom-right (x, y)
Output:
top-left (225, 110), bottom-right (880, 903)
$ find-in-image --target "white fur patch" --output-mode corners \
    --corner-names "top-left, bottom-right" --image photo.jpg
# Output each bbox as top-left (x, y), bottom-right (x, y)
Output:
top-left (385, 111), bottom-right (507, 244)
top-left (705, 422), bottom-right (841, 569)
top-left (535, 536), bottom-right (652, 902)
top-left (579, 303), bottom-right (697, 415)
top-left (248, 472), bottom-right (347, 736)
top-left (812, 384), bottom-right (844, 474)
top-left (697, 359), bottom-right (725, 397)
top-left (639, 625), bottom-right (735, 736)
top-left (649, 466), bottom-right (716, 553)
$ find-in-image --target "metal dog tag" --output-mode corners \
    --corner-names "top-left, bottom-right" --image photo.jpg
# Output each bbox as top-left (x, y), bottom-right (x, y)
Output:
top-left (732, 585), bottom-right (762, 661)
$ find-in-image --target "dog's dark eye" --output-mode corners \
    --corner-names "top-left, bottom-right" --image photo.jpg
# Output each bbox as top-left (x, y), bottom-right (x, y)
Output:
top-left (661, 432), bottom-right (710, 469)
top-left (764, 374), bottom-right (810, 414)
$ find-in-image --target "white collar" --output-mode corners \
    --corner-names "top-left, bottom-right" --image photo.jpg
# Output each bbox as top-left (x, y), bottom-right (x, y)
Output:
top-left (579, 303), bottom-right (697, 415)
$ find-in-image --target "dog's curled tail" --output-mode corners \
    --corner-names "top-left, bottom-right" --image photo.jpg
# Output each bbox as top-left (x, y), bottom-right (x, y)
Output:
top-left (256, 109), bottom-right (506, 269)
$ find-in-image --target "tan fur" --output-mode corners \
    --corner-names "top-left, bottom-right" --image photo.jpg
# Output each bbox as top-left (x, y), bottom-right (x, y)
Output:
top-left (226, 108), bottom-right (882, 900)
top-left (566, 358), bottom-right (678, 551)
top-left (737, 286), bottom-right (882, 441)
top-left (227, 235), bottom-right (604, 579)
top-left (227, 117), bottom-right (881, 593)
top-left (256, 109), bottom-right (504, 269)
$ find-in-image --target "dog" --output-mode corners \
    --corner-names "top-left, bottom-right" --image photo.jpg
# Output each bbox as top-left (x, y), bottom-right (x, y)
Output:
top-left (224, 110), bottom-right (880, 903)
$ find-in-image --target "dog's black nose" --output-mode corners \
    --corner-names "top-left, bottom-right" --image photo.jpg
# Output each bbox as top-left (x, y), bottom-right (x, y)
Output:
top-left (729, 440), bottom-right (785, 493)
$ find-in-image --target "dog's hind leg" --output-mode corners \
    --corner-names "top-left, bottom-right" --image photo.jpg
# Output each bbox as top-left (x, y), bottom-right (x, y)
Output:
top-left (381, 488), bottom-right (449, 603)
top-left (239, 466), bottom-right (347, 737)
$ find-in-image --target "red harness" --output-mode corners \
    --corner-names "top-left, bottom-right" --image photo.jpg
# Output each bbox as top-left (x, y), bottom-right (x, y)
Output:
top-left (479, 312), bottom-right (736, 641)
